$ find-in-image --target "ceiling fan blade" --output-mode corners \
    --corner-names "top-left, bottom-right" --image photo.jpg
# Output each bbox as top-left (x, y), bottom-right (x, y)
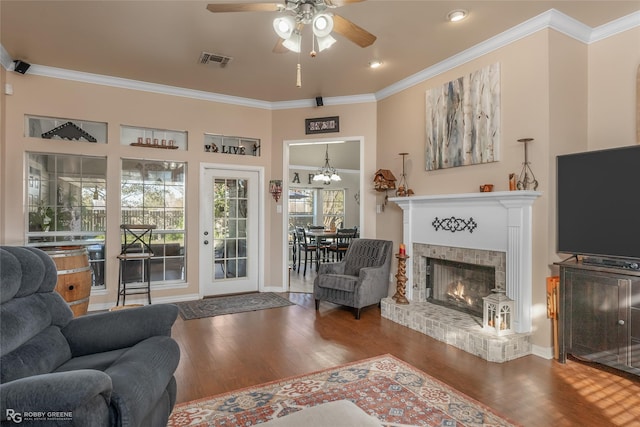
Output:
top-left (273, 38), bottom-right (289, 53)
top-left (325, 0), bottom-right (367, 6)
top-left (206, 3), bottom-right (283, 13)
top-left (332, 14), bottom-right (376, 48)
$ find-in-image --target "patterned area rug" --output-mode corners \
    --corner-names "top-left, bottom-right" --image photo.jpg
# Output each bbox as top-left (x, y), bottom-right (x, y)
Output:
top-left (176, 293), bottom-right (294, 320)
top-left (169, 354), bottom-right (519, 426)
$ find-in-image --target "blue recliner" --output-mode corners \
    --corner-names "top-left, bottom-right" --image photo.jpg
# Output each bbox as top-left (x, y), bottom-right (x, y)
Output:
top-left (0, 246), bottom-right (180, 426)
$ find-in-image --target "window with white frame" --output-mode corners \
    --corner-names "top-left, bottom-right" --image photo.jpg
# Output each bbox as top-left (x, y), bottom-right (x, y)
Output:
top-left (322, 189), bottom-right (345, 229)
top-left (121, 159), bottom-right (186, 283)
top-left (288, 188), bottom-right (315, 229)
top-left (288, 188), bottom-right (345, 229)
top-left (26, 153), bottom-right (107, 289)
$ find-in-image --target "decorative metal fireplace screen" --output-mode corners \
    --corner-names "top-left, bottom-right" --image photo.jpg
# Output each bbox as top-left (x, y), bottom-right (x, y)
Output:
top-left (426, 258), bottom-right (495, 317)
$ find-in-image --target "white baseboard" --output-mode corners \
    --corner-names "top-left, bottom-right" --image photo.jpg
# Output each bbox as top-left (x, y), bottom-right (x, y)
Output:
top-left (262, 285), bottom-right (287, 293)
top-left (531, 344), bottom-right (554, 360)
top-left (88, 293), bottom-right (201, 312)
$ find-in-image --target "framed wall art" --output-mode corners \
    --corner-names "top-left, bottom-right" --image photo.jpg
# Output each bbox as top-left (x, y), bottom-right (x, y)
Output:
top-left (425, 63), bottom-right (500, 170)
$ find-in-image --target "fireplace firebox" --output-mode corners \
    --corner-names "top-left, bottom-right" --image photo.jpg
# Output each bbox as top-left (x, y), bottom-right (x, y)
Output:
top-left (426, 258), bottom-right (495, 317)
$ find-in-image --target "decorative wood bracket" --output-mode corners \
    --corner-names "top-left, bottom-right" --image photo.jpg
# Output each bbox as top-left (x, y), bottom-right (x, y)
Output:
top-left (432, 216), bottom-right (478, 233)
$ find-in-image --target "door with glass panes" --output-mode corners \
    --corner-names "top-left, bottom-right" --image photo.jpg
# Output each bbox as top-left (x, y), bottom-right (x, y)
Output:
top-left (201, 168), bottom-right (259, 296)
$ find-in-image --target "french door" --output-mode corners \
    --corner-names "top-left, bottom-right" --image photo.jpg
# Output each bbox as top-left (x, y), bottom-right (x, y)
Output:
top-left (200, 166), bottom-right (261, 296)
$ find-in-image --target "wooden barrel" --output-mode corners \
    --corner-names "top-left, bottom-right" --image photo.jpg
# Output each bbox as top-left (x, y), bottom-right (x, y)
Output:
top-left (44, 247), bottom-right (92, 317)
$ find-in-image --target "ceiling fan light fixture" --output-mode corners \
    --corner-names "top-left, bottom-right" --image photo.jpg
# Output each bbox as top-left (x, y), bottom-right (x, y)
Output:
top-left (273, 15), bottom-right (296, 39)
top-left (447, 9), bottom-right (468, 22)
top-left (316, 34), bottom-right (337, 52)
top-left (283, 31), bottom-right (302, 52)
top-left (312, 13), bottom-right (334, 37)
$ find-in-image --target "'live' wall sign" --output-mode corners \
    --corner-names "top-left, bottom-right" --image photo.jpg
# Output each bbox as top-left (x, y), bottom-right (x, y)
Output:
top-left (305, 116), bottom-right (340, 135)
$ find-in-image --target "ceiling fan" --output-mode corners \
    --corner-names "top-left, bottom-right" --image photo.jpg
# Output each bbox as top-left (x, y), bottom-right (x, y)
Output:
top-left (206, 0), bottom-right (376, 55)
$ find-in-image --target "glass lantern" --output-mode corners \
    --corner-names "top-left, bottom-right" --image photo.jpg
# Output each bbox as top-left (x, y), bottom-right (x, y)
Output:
top-left (483, 289), bottom-right (514, 336)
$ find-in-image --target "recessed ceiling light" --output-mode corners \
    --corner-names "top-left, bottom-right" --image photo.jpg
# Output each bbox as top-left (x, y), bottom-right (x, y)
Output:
top-left (447, 9), bottom-right (468, 22)
top-left (369, 60), bottom-right (383, 69)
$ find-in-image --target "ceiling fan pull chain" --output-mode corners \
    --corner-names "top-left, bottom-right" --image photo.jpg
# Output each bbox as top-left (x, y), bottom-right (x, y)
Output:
top-left (310, 32), bottom-right (317, 57)
top-left (296, 63), bottom-right (302, 88)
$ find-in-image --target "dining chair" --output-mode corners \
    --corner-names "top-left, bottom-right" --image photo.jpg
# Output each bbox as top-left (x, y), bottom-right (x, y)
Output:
top-left (329, 228), bottom-right (357, 261)
top-left (290, 229), bottom-right (297, 271)
top-left (307, 225), bottom-right (331, 262)
top-left (295, 227), bottom-right (318, 276)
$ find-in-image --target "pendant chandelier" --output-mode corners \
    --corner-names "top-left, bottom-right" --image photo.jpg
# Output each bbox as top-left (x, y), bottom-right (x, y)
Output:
top-left (313, 144), bottom-right (341, 183)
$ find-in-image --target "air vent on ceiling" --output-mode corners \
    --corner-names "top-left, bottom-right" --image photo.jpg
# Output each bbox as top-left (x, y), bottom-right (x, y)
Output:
top-left (198, 51), bottom-right (232, 68)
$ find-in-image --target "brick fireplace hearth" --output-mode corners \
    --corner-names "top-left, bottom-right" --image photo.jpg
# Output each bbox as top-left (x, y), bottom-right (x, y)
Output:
top-left (382, 191), bottom-right (540, 362)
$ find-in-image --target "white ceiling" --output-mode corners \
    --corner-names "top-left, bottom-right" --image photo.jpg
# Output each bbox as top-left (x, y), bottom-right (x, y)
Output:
top-left (1, 1), bottom-right (639, 103)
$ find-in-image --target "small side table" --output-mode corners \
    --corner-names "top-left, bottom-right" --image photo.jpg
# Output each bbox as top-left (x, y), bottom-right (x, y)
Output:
top-left (393, 254), bottom-right (410, 305)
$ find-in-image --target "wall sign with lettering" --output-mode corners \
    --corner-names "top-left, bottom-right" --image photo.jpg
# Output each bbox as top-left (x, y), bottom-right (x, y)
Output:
top-left (305, 116), bottom-right (340, 135)
top-left (204, 134), bottom-right (261, 157)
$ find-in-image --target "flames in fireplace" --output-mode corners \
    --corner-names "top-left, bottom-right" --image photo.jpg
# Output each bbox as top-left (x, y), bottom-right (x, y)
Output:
top-left (427, 258), bottom-right (495, 317)
top-left (448, 280), bottom-right (475, 307)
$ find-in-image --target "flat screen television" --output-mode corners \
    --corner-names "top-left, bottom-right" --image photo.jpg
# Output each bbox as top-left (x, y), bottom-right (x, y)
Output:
top-left (557, 145), bottom-right (640, 265)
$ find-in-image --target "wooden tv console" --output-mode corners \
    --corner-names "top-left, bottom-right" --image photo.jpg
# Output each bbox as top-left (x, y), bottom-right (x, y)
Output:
top-left (557, 259), bottom-right (640, 376)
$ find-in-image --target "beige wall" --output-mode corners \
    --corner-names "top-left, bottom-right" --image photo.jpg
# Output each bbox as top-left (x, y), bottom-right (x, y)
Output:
top-left (1, 24), bottom-right (637, 352)
top-left (375, 26), bottom-right (638, 351)
top-left (1, 66), bottom-right (6, 244)
top-left (588, 27), bottom-right (640, 149)
top-left (270, 103), bottom-right (377, 287)
top-left (1, 74), bottom-right (272, 306)
top-left (376, 31), bottom-right (555, 349)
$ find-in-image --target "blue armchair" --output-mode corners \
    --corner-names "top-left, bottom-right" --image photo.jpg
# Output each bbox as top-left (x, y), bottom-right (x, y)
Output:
top-left (0, 246), bottom-right (180, 426)
top-left (314, 239), bottom-right (393, 319)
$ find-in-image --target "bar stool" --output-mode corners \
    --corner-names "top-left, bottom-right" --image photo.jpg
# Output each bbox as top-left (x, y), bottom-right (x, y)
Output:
top-left (116, 224), bottom-right (156, 306)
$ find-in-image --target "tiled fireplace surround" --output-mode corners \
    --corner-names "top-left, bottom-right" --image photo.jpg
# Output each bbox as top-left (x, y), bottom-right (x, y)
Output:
top-left (382, 191), bottom-right (540, 362)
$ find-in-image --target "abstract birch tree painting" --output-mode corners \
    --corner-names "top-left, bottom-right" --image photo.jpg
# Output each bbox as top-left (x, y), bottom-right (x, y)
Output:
top-left (425, 63), bottom-right (500, 170)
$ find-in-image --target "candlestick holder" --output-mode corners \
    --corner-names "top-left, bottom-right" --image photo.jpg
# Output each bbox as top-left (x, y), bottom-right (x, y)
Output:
top-left (393, 253), bottom-right (410, 305)
top-left (395, 152), bottom-right (414, 197)
top-left (516, 138), bottom-right (538, 190)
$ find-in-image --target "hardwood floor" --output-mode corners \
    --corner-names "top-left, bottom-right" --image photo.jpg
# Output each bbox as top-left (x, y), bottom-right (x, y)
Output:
top-left (171, 278), bottom-right (640, 426)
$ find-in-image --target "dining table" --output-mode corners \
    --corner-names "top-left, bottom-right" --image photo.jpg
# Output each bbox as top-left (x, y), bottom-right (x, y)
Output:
top-left (305, 229), bottom-right (339, 267)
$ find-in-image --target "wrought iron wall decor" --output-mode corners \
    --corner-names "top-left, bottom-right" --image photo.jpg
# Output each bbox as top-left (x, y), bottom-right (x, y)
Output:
top-left (516, 138), bottom-right (538, 190)
top-left (41, 121), bottom-right (97, 142)
top-left (203, 134), bottom-right (261, 157)
top-left (432, 216), bottom-right (478, 233)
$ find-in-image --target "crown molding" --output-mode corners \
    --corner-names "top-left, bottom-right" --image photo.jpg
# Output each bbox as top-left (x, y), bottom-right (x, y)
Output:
top-left (0, 44), bottom-right (13, 70)
top-left (17, 63), bottom-right (375, 110)
top-left (271, 94), bottom-right (376, 110)
top-left (375, 8), bottom-right (596, 100)
top-left (590, 10), bottom-right (640, 42)
top-left (26, 65), bottom-right (273, 110)
top-left (1, 8), bottom-right (638, 108)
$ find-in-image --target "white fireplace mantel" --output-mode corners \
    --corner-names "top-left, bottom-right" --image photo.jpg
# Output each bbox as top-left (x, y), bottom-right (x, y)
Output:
top-left (389, 190), bottom-right (541, 333)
